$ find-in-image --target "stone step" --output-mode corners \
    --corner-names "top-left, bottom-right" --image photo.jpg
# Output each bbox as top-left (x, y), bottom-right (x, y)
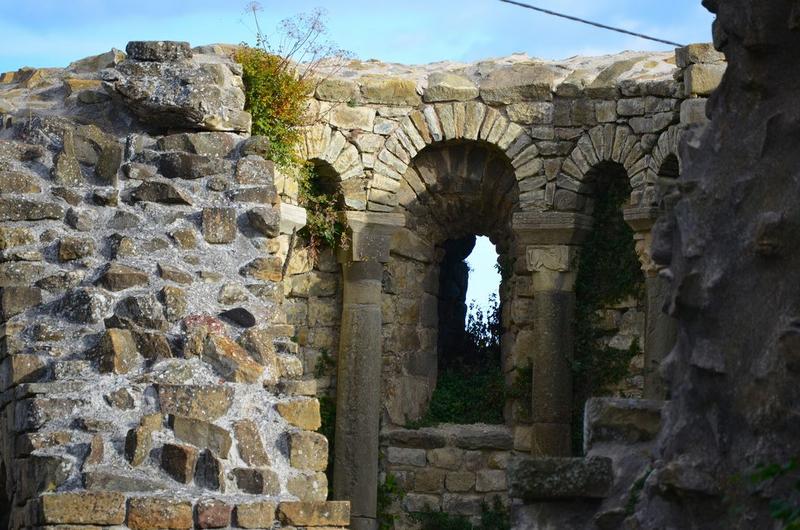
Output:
top-left (508, 456), bottom-right (613, 500)
top-left (583, 397), bottom-right (665, 453)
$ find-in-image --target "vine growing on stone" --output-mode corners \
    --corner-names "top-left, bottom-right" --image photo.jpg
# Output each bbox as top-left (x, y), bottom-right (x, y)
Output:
top-left (571, 164), bottom-right (645, 454)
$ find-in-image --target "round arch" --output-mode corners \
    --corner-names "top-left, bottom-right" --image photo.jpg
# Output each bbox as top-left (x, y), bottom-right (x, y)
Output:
top-left (365, 101), bottom-right (537, 212)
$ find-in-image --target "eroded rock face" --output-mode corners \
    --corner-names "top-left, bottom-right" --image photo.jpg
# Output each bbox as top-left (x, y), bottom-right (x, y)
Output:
top-left (107, 43), bottom-right (250, 132)
top-left (630, 1), bottom-right (800, 528)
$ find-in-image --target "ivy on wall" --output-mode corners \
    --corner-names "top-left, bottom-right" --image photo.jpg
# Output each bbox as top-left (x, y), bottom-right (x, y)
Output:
top-left (571, 163), bottom-right (645, 454)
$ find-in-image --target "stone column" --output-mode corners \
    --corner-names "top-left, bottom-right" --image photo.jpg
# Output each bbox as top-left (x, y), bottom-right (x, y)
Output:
top-left (513, 213), bottom-right (592, 457)
top-left (333, 211), bottom-right (403, 530)
top-left (624, 207), bottom-right (677, 400)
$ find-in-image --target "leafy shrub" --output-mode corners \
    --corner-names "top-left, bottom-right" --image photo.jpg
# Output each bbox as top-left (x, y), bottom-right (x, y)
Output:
top-left (237, 4), bottom-right (350, 252)
top-left (750, 459), bottom-right (800, 529)
top-left (410, 295), bottom-right (505, 427)
top-left (318, 395), bottom-right (337, 497)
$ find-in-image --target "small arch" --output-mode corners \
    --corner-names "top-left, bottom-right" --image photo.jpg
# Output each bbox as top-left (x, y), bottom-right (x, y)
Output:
top-left (366, 101), bottom-right (536, 212)
top-left (560, 125), bottom-right (648, 206)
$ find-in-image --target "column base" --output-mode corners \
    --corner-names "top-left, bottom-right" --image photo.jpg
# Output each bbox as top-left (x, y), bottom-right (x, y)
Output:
top-left (351, 516), bottom-right (378, 530)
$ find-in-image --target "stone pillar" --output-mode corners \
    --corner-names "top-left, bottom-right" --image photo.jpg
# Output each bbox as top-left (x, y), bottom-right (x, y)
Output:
top-left (333, 211), bottom-right (404, 530)
top-left (624, 207), bottom-right (677, 400)
top-left (513, 213), bottom-right (592, 457)
top-left (526, 245), bottom-right (578, 456)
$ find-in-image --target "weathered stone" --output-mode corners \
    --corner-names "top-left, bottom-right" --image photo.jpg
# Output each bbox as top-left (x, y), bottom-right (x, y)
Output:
top-left (127, 497), bottom-right (193, 530)
top-left (424, 72), bottom-right (478, 102)
top-left (427, 447), bottom-right (465, 470)
top-left (125, 419), bottom-right (156, 467)
top-left (84, 469), bottom-right (167, 492)
top-left (238, 326), bottom-right (278, 369)
top-left (202, 207), bottom-right (237, 244)
top-left (330, 105), bottom-right (376, 130)
top-left (685, 63), bottom-right (726, 96)
top-left (387, 446), bottom-right (427, 467)
top-left (446, 471), bottom-right (475, 492)
top-left (157, 131), bottom-right (236, 157)
top-left (52, 131), bottom-right (83, 185)
top-left (113, 293), bottom-right (167, 330)
top-left (583, 397), bottom-right (662, 450)
top-left (196, 499), bottom-right (232, 529)
top-left (132, 329), bottom-right (173, 361)
top-left (415, 468), bottom-right (446, 493)
top-left (506, 102), bottom-right (554, 124)
top-left (104, 388), bottom-right (135, 409)
top-left (476, 469), bottom-right (507, 492)
top-left (233, 467), bottom-right (280, 494)
top-left (170, 227), bottom-right (197, 249)
top-left (276, 398), bottom-right (321, 430)
top-left (240, 135), bottom-right (272, 158)
top-left (59, 288), bottom-right (112, 323)
top-left (131, 180), bottom-right (193, 205)
top-left (96, 263), bottom-right (148, 291)
top-left (241, 257), bottom-right (283, 282)
top-left (171, 415), bottom-right (232, 458)
top-left (0, 170), bottom-right (40, 194)
top-left (85, 433), bottom-right (105, 465)
top-left (39, 492), bottom-right (126, 525)
top-left (57, 237), bottom-right (95, 262)
top-left (0, 354), bottom-right (46, 390)
top-left (235, 155), bottom-right (274, 184)
top-left (235, 501), bottom-right (277, 529)
top-left (508, 456), bottom-right (613, 500)
top-left (234, 419), bottom-right (270, 467)
top-left (126, 40), bottom-right (192, 61)
top-left (247, 206), bottom-right (280, 237)
top-left (0, 198), bottom-right (64, 221)
top-left (278, 501), bottom-right (350, 527)
top-left (447, 424), bottom-right (514, 450)
top-left (361, 76), bottom-right (419, 105)
top-left (0, 286), bottom-right (42, 320)
top-left (0, 226), bottom-right (35, 250)
top-left (289, 431), bottom-right (328, 471)
top-left (157, 384), bottom-right (234, 421)
top-left (480, 64), bottom-right (556, 104)
top-left (161, 442), bottom-right (198, 483)
top-left (195, 449), bottom-right (225, 491)
top-left (202, 333), bottom-right (264, 382)
top-left (160, 285), bottom-right (187, 322)
top-left (159, 152), bottom-right (227, 180)
top-left (94, 329), bottom-right (139, 374)
top-left (158, 263), bottom-right (193, 284)
top-left (287, 471), bottom-right (328, 502)
top-left (675, 43), bottom-right (725, 67)
top-left (113, 58), bottom-right (249, 132)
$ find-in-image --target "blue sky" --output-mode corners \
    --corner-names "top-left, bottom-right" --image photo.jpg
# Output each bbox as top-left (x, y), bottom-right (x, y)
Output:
top-left (0, 1), bottom-right (714, 72)
top-left (0, 1), bottom-right (715, 309)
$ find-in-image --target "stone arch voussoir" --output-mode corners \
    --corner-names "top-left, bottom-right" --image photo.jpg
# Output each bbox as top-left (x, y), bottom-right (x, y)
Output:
top-left (563, 124), bottom-right (648, 190)
top-left (650, 125), bottom-right (682, 176)
top-left (367, 101), bottom-right (536, 212)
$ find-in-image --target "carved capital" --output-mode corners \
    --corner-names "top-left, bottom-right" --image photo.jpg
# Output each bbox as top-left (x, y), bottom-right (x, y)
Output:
top-left (338, 211), bottom-right (405, 263)
top-left (513, 212), bottom-right (594, 246)
top-left (623, 206), bottom-right (662, 278)
top-left (526, 245), bottom-right (579, 292)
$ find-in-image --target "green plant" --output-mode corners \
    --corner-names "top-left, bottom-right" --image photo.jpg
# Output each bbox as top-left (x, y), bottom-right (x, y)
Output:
top-left (237, 4), bottom-right (350, 255)
top-left (625, 467), bottom-right (652, 515)
top-left (409, 295), bottom-right (505, 428)
top-left (377, 473), bottom-right (405, 530)
top-left (410, 497), bottom-right (510, 530)
top-left (314, 348), bottom-right (336, 378)
top-left (318, 395), bottom-right (337, 497)
top-left (571, 165), bottom-right (645, 454)
top-left (297, 164), bottom-right (348, 257)
top-left (750, 459), bottom-right (800, 529)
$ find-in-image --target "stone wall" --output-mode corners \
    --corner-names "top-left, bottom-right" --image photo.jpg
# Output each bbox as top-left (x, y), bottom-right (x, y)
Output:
top-left (380, 424), bottom-right (513, 526)
top-left (0, 41), bottom-right (348, 529)
top-left (0, 33), bottom-right (734, 530)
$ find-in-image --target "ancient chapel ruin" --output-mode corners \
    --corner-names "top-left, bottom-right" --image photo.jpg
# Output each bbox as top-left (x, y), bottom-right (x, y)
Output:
top-left (0, 29), bottom-right (738, 530)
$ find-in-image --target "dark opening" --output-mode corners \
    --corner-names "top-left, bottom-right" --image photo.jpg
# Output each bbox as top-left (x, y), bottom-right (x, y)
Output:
top-left (413, 235), bottom-right (504, 427)
top-left (572, 162), bottom-right (645, 453)
top-left (0, 460), bottom-right (10, 529)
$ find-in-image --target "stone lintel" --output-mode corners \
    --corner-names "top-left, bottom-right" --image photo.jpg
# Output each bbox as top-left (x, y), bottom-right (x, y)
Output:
top-left (622, 205), bottom-right (661, 233)
top-left (279, 202), bottom-right (308, 235)
top-left (512, 212), bottom-right (593, 246)
top-left (339, 211), bottom-right (405, 263)
top-left (508, 456), bottom-right (613, 501)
